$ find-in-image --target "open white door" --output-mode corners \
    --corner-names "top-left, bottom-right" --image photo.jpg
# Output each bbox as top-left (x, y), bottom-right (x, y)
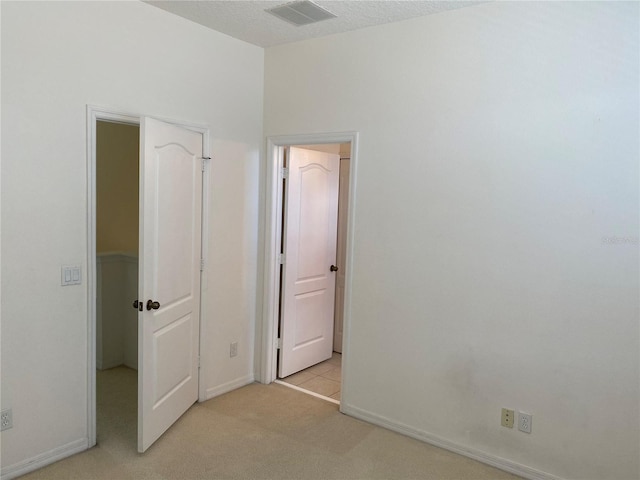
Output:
top-left (138, 117), bottom-right (202, 452)
top-left (278, 147), bottom-right (340, 378)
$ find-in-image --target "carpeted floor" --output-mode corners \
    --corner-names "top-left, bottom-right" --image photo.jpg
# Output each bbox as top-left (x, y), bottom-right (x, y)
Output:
top-left (19, 366), bottom-right (521, 479)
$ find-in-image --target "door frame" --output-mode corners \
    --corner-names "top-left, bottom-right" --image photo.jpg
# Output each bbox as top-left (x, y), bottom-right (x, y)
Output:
top-left (86, 105), bottom-right (211, 447)
top-left (259, 132), bottom-right (359, 406)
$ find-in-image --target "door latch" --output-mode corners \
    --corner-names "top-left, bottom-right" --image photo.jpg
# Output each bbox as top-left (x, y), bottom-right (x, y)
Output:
top-left (132, 300), bottom-right (143, 311)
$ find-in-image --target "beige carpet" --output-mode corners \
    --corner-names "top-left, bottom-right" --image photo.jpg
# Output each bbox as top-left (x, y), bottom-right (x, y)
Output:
top-left (20, 366), bottom-right (521, 479)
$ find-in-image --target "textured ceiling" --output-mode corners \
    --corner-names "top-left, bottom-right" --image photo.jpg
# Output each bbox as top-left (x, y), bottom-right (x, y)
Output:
top-left (145, 1), bottom-right (481, 47)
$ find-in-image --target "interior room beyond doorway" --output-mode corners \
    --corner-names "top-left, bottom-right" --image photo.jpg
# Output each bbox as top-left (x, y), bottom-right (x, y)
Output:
top-left (279, 352), bottom-right (342, 402)
top-left (276, 142), bottom-right (350, 404)
top-left (95, 120), bottom-right (140, 446)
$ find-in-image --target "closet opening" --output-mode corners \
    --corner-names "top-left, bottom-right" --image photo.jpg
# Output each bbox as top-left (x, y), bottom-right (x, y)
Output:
top-left (95, 120), bottom-right (140, 448)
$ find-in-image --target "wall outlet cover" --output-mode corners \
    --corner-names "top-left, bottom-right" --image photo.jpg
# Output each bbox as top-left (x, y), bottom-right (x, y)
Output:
top-left (1, 409), bottom-right (13, 431)
top-left (501, 408), bottom-right (514, 428)
top-left (518, 412), bottom-right (532, 433)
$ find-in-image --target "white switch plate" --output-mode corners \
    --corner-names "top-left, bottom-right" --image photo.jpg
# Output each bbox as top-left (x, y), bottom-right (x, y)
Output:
top-left (61, 266), bottom-right (82, 286)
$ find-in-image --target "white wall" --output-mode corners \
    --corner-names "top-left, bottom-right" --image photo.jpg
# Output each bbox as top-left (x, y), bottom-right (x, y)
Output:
top-left (265, 2), bottom-right (639, 479)
top-left (1, 0), bottom-right (262, 474)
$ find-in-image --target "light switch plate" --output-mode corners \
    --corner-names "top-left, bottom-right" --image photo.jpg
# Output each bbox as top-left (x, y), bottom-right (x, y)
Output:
top-left (61, 266), bottom-right (82, 286)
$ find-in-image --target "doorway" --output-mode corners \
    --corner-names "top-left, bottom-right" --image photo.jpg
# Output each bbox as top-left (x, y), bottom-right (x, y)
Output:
top-left (260, 132), bottom-right (359, 409)
top-left (276, 143), bottom-right (349, 403)
top-left (87, 106), bottom-right (210, 452)
top-left (95, 119), bottom-right (140, 450)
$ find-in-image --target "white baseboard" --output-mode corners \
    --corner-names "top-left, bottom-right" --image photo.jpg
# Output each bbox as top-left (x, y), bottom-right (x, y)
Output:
top-left (341, 403), bottom-right (563, 480)
top-left (0, 438), bottom-right (88, 480)
top-left (204, 374), bottom-right (254, 401)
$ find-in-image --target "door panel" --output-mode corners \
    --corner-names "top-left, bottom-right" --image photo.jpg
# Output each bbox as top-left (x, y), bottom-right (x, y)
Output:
top-left (279, 147), bottom-right (339, 378)
top-left (138, 117), bottom-right (202, 453)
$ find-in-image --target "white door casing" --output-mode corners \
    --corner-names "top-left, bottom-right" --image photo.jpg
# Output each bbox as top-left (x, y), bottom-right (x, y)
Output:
top-left (278, 147), bottom-right (340, 378)
top-left (138, 117), bottom-right (202, 452)
top-left (333, 158), bottom-right (350, 353)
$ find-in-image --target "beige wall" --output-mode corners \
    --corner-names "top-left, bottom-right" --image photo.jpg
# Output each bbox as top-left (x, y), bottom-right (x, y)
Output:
top-left (264, 2), bottom-right (639, 479)
top-left (297, 143), bottom-right (340, 155)
top-left (296, 143), bottom-right (351, 157)
top-left (96, 121), bottom-right (139, 254)
top-left (339, 143), bottom-right (350, 158)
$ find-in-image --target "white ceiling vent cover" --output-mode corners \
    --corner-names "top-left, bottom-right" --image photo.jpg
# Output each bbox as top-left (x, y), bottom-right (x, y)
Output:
top-left (266, 1), bottom-right (337, 27)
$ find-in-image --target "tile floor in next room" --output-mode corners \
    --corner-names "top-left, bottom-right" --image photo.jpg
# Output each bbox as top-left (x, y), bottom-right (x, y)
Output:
top-left (280, 352), bottom-right (342, 401)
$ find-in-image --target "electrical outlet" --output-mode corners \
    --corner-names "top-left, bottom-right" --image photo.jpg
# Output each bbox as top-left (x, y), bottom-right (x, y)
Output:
top-left (501, 408), bottom-right (514, 428)
top-left (230, 342), bottom-right (238, 358)
top-left (518, 412), bottom-right (532, 434)
top-left (1, 409), bottom-right (13, 431)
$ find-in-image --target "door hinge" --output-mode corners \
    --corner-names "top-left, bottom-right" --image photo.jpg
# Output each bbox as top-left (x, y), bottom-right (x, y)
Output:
top-left (281, 167), bottom-right (289, 179)
top-left (276, 338), bottom-right (282, 349)
top-left (198, 356), bottom-right (201, 369)
top-left (200, 259), bottom-right (205, 271)
top-left (279, 253), bottom-right (286, 265)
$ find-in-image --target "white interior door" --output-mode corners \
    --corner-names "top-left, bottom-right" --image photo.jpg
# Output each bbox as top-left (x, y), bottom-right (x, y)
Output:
top-left (278, 147), bottom-right (340, 378)
top-left (138, 117), bottom-right (202, 452)
top-left (333, 158), bottom-right (350, 353)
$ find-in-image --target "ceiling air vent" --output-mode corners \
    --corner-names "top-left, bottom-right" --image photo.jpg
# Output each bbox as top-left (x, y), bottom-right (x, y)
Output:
top-left (266, 0), bottom-right (337, 27)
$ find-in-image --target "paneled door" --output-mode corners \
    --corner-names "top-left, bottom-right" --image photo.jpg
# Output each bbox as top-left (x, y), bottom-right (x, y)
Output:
top-left (138, 117), bottom-right (202, 452)
top-left (278, 147), bottom-right (340, 378)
